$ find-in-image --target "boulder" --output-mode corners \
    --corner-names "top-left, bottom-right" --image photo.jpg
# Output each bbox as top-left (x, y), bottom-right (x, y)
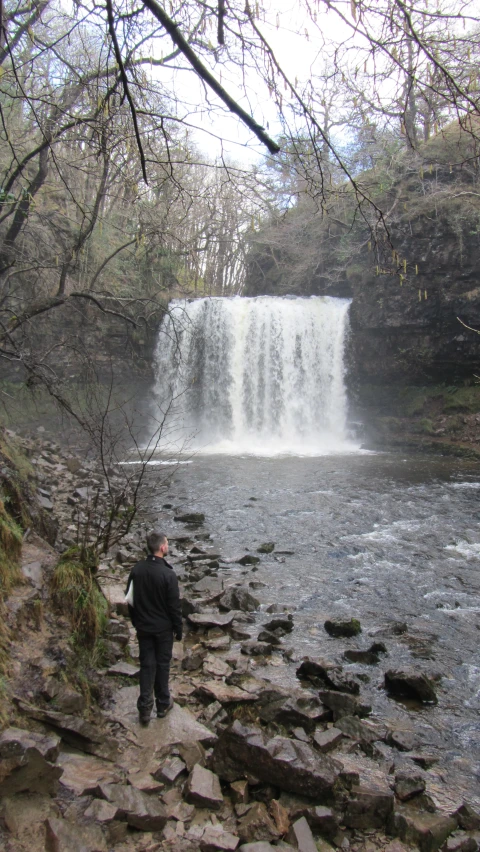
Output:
top-left (263, 616), bottom-right (293, 633)
top-left (184, 764), bottom-right (224, 810)
top-left (15, 699), bottom-right (118, 761)
top-left (203, 654), bottom-right (233, 678)
top-left (212, 720), bottom-right (341, 799)
top-left (182, 648), bottom-right (208, 671)
top-left (384, 669), bottom-right (438, 704)
top-left (219, 587), bottom-right (260, 612)
top-left (241, 641), bottom-right (273, 656)
top-left (0, 727), bottom-right (62, 796)
top-left (313, 727), bottom-right (344, 753)
top-left (154, 756), bottom-right (187, 784)
top-left (324, 618), bottom-right (361, 637)
top-left (257, 692), bottom-right (329, 733)
top-left (257, 630), bottom-right (282, 646)
top-left (237, 555), bottom-right (261, 566)
top-left (95, 782), bottom-right (167, 830)
top-left (336, 716), bottom-right (386, 745)
top-left (343, 643), bottom-right (387, 664)
top-left (45, 817), bottom-right (107, 852)
top-left (386, 728), bottom-right (419, 752)
top-left (257, 543), bottom-right (275, 553)
top-left (442, 835), bottom-right (479, 852)
top-left (455, 804), bottom-right (480, 831)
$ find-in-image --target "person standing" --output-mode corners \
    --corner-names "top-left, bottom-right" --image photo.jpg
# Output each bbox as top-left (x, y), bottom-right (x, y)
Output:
top-left (125, 531), bottom-right (182, 725)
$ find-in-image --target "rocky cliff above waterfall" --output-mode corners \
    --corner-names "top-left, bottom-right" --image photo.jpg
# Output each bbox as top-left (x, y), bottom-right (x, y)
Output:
top-left (244, 123), bottom-right (480, 389)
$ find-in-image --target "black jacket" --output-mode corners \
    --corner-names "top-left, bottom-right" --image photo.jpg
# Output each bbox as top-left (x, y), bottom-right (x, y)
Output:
top-left (126, 555), bottom-right (182, 638)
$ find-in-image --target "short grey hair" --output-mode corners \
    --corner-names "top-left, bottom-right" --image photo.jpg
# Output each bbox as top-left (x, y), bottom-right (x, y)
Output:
top-left (146, 531), bottom-right (167, 554)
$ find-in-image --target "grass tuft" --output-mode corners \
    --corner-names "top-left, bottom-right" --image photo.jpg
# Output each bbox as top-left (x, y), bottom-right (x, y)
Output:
top-left (51, 557), bottom-right (108, 650)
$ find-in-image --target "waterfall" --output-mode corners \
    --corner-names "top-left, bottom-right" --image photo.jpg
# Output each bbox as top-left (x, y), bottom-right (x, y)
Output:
top-left (151, 295), bottom-right (358, 455)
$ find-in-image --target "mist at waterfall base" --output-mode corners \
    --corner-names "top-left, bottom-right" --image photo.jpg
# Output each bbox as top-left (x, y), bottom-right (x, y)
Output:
top-left (150, 296), bottom-right (360, 457)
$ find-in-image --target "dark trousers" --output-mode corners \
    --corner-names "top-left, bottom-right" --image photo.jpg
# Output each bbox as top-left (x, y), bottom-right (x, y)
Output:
top-left (136, 629), bottom-right (174, 715)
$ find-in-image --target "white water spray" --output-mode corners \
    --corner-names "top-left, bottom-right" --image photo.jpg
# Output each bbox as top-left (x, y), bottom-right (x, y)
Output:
top-left (152, 295), bottom-right (359, 455)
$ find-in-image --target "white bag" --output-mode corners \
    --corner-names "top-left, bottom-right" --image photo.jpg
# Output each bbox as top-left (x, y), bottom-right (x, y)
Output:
top-left (125, 581), bottom-right (134, 606)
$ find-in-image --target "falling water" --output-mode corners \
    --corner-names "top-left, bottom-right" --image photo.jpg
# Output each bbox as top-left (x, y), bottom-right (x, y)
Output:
top-left (151, 295), bottom-right (359, 455)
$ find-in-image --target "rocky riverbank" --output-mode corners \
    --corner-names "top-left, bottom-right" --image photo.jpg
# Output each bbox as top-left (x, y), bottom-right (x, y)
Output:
top-left (1, 433), bottom-right (479, 852)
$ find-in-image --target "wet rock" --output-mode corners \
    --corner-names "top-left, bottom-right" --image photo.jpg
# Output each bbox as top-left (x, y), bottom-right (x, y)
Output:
top-left (343, 783), bottom-right (394, 830)
top-left (212, 720), bottom-right (340, 799)
top-left (83, 799), bottom-right (118, 823)
top-left (0, 727), bottom-right (62, 796)
top-left (269, 799), bottom-right (290, 835)
top-left (286, 816), bottom-right (317, 851)
top-left (237, 555), bottom-right (261, 566)
top-left (394, 807), bottom-right (457, 852)
top-left (56, 752), bottom-right (119, 796)
top-left (336, 716), bottom-right (387, 746)
top-left (177, 740), bottom-right (206, 771)
top-left (394, 770), bottom-right (426, 801)
top-left (241, 641), bottom-right (272, 656)
top-left (95, 782), bottom-right (167, 830)
top-left (343, 643), bottom-right (387, 665)
top-left (200, 825), bottom-right (240, 851)
top-left (238, 845), bottom-right (279, 852)
top-left (174, 512), bottom-right (205, 525)
top-left (16, 699), bottom-right (118, 760)
top-left (154, 756), bottom-right (187, 784)
top-left (257, 543), bottom-right (275, 554)
top-left (303, 805), bottom-right (338, 837)
top-left (188, 612), bottom-right (236, 629)
top-left (184, 764), bottom-right (224, 810)
top-left (45, 816), bottom-right (107, 851)
top-left (219, 587), bottom-right (260, 612)
top-left (53, 685), bottom-right (87, 715)
top-left (263, 616), bottom-right (293, 633)
top-left (324, 618), bottom-right (361, 638)
top-left (257, 630), bottom-right (282, 645)
top-left (231, 779), bottom-right (250, 804)
top-left (258, 692), bottom-right (329, 733)
top-left (318, 690), bottom-right (371, 720)
top-left (443, 834), bottom-right (479, 851)
top-left (296, 658), bottom-right (360, 695)
top-left (127, 770), bottom-right (164, 793)
top-left (105, 619), bottom-right (130, 647)
top-left (237, 802), bottom-right (280, 843)
top-left (230, 625), bottom-right (253, 641)
top-left (384, 669), bottom-right (438, 704)
top-left (313, 727), bottom-right (344, 752)
top-left (204, 635), bottom-right (232, 651)
top-left (203, 655), bottom-right (233, 678)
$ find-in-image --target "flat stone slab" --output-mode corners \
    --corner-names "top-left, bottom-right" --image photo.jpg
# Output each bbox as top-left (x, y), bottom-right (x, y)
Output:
top-left (107, 662), bottom-right (140, 678)
top-left (194, 681), bottom-right (259, 705)
top-left (97, 579), bottom-right (129, 616)
top-left (57, 751), bottom-right (120, 796)
top-left (188, 612), bottom-right (236, 629)
top-left (113, 686), bottom-right (217, 749)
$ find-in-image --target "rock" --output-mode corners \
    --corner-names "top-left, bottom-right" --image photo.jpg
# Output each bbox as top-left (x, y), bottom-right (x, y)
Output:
top-left (183, 648), bottom-right (208, 671)
top-left (443, 834), bottom-right (479, 851)
top-left (38, 494), bottom-right (54, 511)
top-left (313, 727), bottom-right (344, 752)
top-left (107, 661), bottom-right (140, 678)
top-left (343, 783), bottom-right (394, 829)
top-left (212, 720), bottom-right (340, 799)
top-left (83, 799), bottom-right (118, 823)
top-left (188, 612), bottom-right (237, 629)
top-left (154, 756), bottom-right (187, 784)
top-left (238, 845), bottom-right (278, 852)
top-left (184, 764), bottom-right (224, 809)
top-left (203, 654), bottom-right (233, 678)
top-left (303, 805), bottom-right (338, 837)
top-left (237, 555), bottom-right (261, 565)
top-left (127, 770), bottom-right (164, 793)
top-left (343, 643), bottom-right (387, 664)
top-left (394, 770), bottom-right (426, 801)
top-left (0, 727), bottom-right (62, 796)
top-left (15, 699), bottom-right (118, 760)
top-left (336, 716), bottom-right (386, 745)
top-left (258, 692), bottom-right (329, 733)
top-left (263, 616), bottom-right (293, 633)
top-left (318, 690), bottom-right (371, 720)
top-left (237, 802), bottom-right (280, 843)
top-left (324, 618), bottom-right (361, 637)
top-left (394, 808), bottom-right (457, 852)
top-left (174, 513), bottom-right (205, 525)
top-left (455, 804), bottom-right (480, 831)
top-left (286, 816), bottom-right (317, 852)
top-left (56, 752), bottom-right (119, 796)
top-left (296, 658), bottom-right (359, 694)
top-left (257, 630), bottom-right (282, 645)
top-left (45, 817), bottom-right (107, 851)
top-left (95, 782), bottom-right (167, 830)
top-left (241, 641), bottom-right (272, 656)
top-left (200, 826), bottom-right (240, 851)
top-left (231, 779), bottom-right (250, 804)
top-left (177, 740), bottom-right (206, 771)
top-left (257, 543), bottom-right (275, 553)
top-left (219, 587), bottom-right (260, 612)
top-left (194, 681), bottom-right (258, 705)
top-left (105, 619), bottom-right (130, 647)
top-left (384, 669), bottom-right (438, 704)
top-left (386, 729), bottom-right (418, 752)
top-left (270, 799), bottom-right (290, 835)
top-left (53, 685), bottom-right (87, 715)
top-left (204, 635), bottom-right (232, 651)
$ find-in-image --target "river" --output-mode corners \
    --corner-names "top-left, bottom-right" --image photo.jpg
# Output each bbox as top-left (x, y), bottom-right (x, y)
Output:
top-left (143, 449), bottom-right (480, 803)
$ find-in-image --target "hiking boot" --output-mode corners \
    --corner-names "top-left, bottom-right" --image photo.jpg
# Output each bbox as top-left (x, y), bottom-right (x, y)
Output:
top-left (156, 699), bottom-right (174, 718)
top-left (139, 712), bottom-right (151, 726)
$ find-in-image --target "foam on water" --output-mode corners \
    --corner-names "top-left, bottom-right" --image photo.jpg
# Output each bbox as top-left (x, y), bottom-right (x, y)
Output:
top-left (151, 295), bottom-right (360, 456)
